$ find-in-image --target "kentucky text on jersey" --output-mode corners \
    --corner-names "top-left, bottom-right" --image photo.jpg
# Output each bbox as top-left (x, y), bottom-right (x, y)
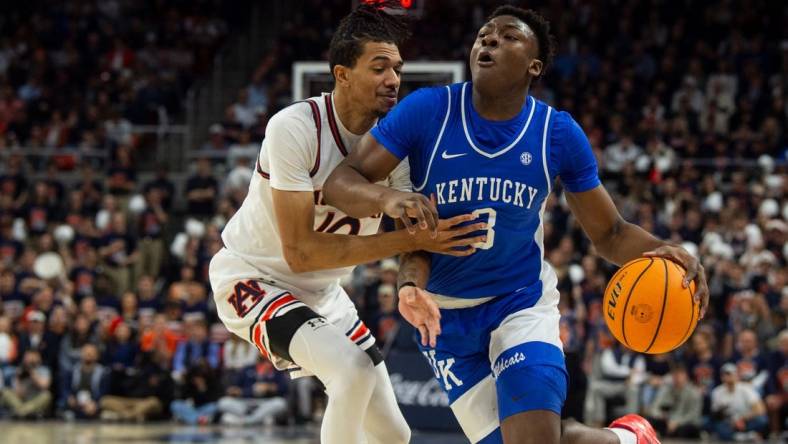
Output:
top-left (371, 82), bottom-right (601, 301)
top-left (434, 177), bottom-right (539, 209)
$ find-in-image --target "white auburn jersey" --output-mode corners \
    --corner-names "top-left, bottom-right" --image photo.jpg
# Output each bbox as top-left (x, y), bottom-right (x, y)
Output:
top-left (218, 92), bottom-right (411, 307)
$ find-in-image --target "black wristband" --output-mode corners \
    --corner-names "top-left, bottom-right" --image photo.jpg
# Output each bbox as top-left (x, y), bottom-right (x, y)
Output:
top-left (398, 281), bottom-right (417, 291)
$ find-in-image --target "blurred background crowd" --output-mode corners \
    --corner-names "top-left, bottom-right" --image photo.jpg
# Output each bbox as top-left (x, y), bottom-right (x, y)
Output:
top-left (0, 0), bottom-right (785, 441)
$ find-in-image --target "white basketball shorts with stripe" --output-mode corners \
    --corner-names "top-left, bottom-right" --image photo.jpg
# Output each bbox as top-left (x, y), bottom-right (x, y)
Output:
top-left (209, 248), bottom-right (375, 378)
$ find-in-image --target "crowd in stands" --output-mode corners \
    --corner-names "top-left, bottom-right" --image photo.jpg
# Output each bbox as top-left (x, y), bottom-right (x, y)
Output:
top-left (0, 0), bottom-right (250, 167)
top-left (0, 0), bottom-right (785, 441)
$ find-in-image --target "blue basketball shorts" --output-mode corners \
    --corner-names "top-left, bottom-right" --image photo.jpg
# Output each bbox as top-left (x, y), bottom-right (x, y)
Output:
top-left (417, 291), bottom-right (567, 443)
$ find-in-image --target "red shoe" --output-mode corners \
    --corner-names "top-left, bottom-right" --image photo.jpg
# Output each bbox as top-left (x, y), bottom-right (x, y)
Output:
top-left (608, 414), bottom-right (661, 444)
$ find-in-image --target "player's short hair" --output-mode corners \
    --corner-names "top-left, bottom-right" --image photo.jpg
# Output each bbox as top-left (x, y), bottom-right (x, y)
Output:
top-left (487, 6), bottom-right (556, 77)
top-left (328, 1), bottom-right (410, 74)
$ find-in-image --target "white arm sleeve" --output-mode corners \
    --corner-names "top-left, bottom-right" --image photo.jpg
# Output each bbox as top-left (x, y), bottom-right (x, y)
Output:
top-left (266, 112), bottom-right (317, 192)
top-left (388, 157), bottom-right (413, 192)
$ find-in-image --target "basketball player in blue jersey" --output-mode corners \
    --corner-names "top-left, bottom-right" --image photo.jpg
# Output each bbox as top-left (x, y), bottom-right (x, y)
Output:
top-left (324, 5), bottom-right (709, 444)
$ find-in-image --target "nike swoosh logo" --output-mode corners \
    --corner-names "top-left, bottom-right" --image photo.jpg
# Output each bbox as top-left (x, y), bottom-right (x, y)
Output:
top-left (441, 151), bottom-right (467, 159)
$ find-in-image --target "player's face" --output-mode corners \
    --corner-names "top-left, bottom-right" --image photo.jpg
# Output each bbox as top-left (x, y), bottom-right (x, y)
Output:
top-left (343, 41), bottom-right (403, 116)
top-left (470, 15), bottom-right (543, 87)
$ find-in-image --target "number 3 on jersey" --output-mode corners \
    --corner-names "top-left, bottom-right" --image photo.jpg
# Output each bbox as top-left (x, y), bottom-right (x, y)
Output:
top-left (471, 208), bottom-right (496, 250)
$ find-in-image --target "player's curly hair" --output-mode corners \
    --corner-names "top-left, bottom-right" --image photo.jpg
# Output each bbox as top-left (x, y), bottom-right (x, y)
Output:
top-left (487, 6), bottom-right (556, 77)
top-left (328, 1), bottom-right (411, 74)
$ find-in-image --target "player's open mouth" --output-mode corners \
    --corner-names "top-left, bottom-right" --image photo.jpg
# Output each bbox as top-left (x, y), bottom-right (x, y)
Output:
top-left (477, 51), bottom-right (495, 67)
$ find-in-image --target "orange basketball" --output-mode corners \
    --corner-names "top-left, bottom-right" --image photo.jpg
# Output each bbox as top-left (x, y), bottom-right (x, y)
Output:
top-left (603, 257), bottom-right (699, 354)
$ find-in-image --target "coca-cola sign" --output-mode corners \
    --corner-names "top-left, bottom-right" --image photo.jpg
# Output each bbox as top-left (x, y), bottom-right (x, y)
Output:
top-left (389, 373), bottom-right (449, 407)
top-left (385, 349), bottom-right (461, 432)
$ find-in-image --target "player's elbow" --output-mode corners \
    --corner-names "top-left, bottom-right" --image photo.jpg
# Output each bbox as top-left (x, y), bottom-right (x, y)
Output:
top-left (281, 244), bottom-right (313, 273)
top-left (322, 167), bottom-right (347, 209)
top-left (592, 217), bottom-right (626, 258)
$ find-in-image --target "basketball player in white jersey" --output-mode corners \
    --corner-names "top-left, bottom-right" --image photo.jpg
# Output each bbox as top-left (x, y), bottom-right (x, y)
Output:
top-left (209, 4), bottom-right (486, 443)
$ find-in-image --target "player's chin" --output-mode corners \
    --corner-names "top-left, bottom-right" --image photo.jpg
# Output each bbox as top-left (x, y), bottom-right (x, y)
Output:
top-left (471, 65), bottom-right (496, 81)
top-left (375, 97), bottom-right (397, 115)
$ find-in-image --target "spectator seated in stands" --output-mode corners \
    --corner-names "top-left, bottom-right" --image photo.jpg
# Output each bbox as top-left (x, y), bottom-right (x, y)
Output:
top-left (221, 334), bottom-right (259, 387)
top-left (224, 155), bottom-right (254, 205)
top-left (58, 314), bottom-right (98, 379)
top-left (646, 363), bottom-right (703, 438)
top-left (15, 310), bottom-right (47, 363)
top-left (102, 321), bottom-right (139, 391)
top-left (138, 188), bottom-right (168, 278)
top-left (683, 328), bottom-right (720, 412)
top-left (99, 349), bottom-right (174, 422)
top-left (765, 330), bottom-right (788, 439)
top-left (709, 362), bottom-right (769, 441)
top-left (0, 350), bottom-right (52, 419)
top-left (640, 353), bottom-right (672, 409)
top-left (201, 124), bottom-right (229, 151)
top-left (0, 315), bottom-right (17, 371)
top-left (185, 158), bottom-right (219, 219)
top-left (171, 319), bottom-right (221, 383)
top-left (584, 335), bottom-right (644, 426)
top-left (99, 212), bottom-right (140, 296)
top-left (0, 269), bottom-right (26, 321)
top-left (170, 361), bottom-right (221, 425)
top-left (217, 354), bottom-right (288, 426)
top-left (136, 275), bottom-right (163, 320)
top-left (371, 284), bottom-right (400, 346)
top-left (170, 268), bottom-right (209, 322)
top-left (731, 328), bottom-right (770, 394)
top-left (140, 313), bottom-right (180, 360)
top-left (61, 344), bottom-right (109, 420)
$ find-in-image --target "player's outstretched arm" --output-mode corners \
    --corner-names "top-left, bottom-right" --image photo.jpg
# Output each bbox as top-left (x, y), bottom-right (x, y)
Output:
top-left (565, 185), bottom-right (709, 317)
top-left (324, 133), bottom-right (439, 235)
top-left (272, 189), bottom-right (485, 273)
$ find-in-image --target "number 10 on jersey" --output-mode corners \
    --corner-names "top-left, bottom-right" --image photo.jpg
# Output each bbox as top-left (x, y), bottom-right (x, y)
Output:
top-left (471, 208), bottom-right (496, 250)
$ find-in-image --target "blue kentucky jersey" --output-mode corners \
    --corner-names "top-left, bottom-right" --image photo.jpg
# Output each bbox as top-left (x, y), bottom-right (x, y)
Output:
top-left (372, 82), bottom-right (600, 302)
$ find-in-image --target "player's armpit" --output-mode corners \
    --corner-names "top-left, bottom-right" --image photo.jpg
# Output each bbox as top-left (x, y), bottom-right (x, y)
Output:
top-left (323, 133), bottom-right (403, 218)
top-left (347, 133), bottom-right (403, 182)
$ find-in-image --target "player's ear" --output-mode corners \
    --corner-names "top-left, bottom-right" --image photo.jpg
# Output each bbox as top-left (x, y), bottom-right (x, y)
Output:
top-left (528, 59), bottom-right (543, 77)
top-left (333, 65), bottom-right (351, 88)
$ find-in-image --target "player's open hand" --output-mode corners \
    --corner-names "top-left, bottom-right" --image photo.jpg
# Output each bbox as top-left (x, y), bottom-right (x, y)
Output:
top-left (415, 213), bottom-right (487, 256)
top-left (398, 285), bottom-right (441, 347)
top-left (643, 245), bottom-right (709, 319)
top-left (381, 190), bottom-right (439, 235)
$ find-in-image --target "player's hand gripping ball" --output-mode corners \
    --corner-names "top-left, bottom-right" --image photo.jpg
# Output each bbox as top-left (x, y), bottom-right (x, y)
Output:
top-left (603, 257), bottom-right (699, 354)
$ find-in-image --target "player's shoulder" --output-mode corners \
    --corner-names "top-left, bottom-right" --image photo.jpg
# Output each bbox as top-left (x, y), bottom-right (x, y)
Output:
top-left (533, 99), bottom-right (571, 123)
top-left (268, 98), bottom-right (320, 129)
top-left (543, 105), bottom-right (582, 135)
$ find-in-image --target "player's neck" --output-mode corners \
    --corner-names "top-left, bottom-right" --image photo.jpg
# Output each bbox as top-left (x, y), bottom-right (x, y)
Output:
top-left (471, 82), bottom-right (530, 121)
top-left (332, 90), bottom-right (376, 135)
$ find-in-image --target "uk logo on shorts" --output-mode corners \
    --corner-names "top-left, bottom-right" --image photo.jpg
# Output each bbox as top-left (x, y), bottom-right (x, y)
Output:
top-left (422, 350), bottom-right (464, 390)
top-left (492, 351), bottom-right (525, 379)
